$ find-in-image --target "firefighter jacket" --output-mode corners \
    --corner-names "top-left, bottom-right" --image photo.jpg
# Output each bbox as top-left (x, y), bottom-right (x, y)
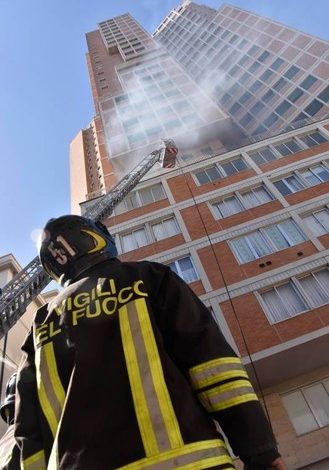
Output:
top-left (0, 425), bottom-right (20, 469)
top-left (15, 258), bottom-right (279, 470)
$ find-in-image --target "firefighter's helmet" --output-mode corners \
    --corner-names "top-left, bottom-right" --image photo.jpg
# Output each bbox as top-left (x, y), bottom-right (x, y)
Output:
top-left (39, 215), bottom-right (118, 286)
top-left (0, 373), bottom-right (17, 425)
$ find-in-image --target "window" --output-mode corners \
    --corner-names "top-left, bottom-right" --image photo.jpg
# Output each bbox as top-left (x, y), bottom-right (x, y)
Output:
top-left (213, 195), bottom-right (244, 218)
top-left (115, 183), bottom-right (166, 213)
top-left (300, 131), bottom-right (328, 147)
top-left (272, 78), bottom-right (287, 92)
top-left (318, 85), bottom-right (329, 103)
top-left (288, 88), bottom-right (304, 103)
top-left (262, 89), bottom-right (275, 103)
top-left (249, 147), bottom-right (277, 165)
top-left (275, 101), bottom-right (292, 116)
top-left (264, 113), bottom-right (279, 127)
top-left (260, 69), bottom-right (274, 82)
top-left (282, 379), bottom-right (329, 435)
top-left (168, 257), bottom-right (199, 283)
top-left (299, 164), bottom-right (329, 185)
top-left (274, 139), bottom-right (302, 156)
top-left (240, 186), bottom-right (273, 208)
top-left (304, 99), bottom-right (324, 116)
top-left (273, 175), bottom-right (306, 195)
top-left (239, 113), bottom-right (253, 127)
top-left (151, 217), bottom-right (180, 241)
top-left (195, 165), bottom-right (222, 184)
top-left (250, 101), bottom-right (265, 115)
top-left (261, 281), bottom-right (308, 322)
top-left (258, 51), bottom-right (270, 63)
top-left (121, 228), bottom-right (149, 252)
top-left (303, 208), bottom-right (329, 236)
top-left (260, 269), bottom-right (329, 323)
top-left (270, 58), bottom-right (284, 70)
top-left (213, 185), bottom-right (273, 218)
top-left (195, 157), bottom-right (247, 184)
top-left (230, 219), bottom-right (306, 263)
top-left (284, 65), bottom-right (300, 80)
top-left (249, 81), bottom-right (262, 94)
top-left (300, 75), bottom-right (317, 91)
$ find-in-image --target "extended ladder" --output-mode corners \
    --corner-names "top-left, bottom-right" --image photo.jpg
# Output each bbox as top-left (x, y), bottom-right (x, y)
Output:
top-left (0, 140), bottom-right (177, 339)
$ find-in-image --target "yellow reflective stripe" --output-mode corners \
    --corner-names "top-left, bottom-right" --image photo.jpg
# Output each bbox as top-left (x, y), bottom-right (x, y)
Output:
top-left (190, 357), bottom-right (242, 374)
top-left (198, 379), bottom-right (258, 412)
top-left (45, 343), bottom-right (65, 409)
top-left (35, 348), bottom-right (58, 437)
top-left (116, 439), bottom-right (234, 470)
top-left (35, 341), bottom-right (65, 439)
top-left (136, 298), bottom-right (183, 449)
top-left (22, 450), bottom-right (46, 470)
top-left (189, 357), bottom-right (247, 390)
top-left (119, 305), bottom-right (159, 456)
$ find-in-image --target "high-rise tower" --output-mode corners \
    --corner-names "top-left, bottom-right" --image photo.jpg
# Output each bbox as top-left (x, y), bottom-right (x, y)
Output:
top-left (154, 2), bottom-right (329, 136)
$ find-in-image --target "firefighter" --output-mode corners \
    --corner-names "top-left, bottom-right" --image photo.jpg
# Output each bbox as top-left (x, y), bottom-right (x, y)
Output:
top-left (15, 215), bottom-right (286, 470)
top-left (0, 373), bottom-right (20, 469)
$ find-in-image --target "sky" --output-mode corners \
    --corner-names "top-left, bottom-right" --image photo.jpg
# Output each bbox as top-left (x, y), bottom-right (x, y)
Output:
top-left (0, 0), bottom-right (329, 269)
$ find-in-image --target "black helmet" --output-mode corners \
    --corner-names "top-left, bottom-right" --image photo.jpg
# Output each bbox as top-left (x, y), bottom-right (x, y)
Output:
top-left (0, 373), bottom-right (17, 425)
top-left (39, 215), bottom-right (118, 286)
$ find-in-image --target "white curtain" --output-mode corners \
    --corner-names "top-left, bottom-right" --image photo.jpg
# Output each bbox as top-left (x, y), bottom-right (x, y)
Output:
top-left (282, 391), bottom-right (318, 435)
top-left (304, 384), bottom-right (329, 427)
top-left (298, 274), bottom-right (329, 307)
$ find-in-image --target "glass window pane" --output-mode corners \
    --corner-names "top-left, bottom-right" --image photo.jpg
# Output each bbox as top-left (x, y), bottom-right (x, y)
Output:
top-left (195, 170), bottom-right (210, 185)
top-left (263, 226), bottom-right (289, 250)
top-left (134, 229), bottom-right (148, 247)
top-left (278, 220), bottom-right (306, 245)
top-left (303, 214), bottom-right (327, 236)
top-left (207, 166), bottom-right (222, 181)
top-left (276, 282), bottom-right (307, 314)
top-left (178, 257), bottom-right (198, 283)
top-left (299, 274), bottom-right (329, 307)
top-left (139, 188), bottom-right (154, 205)
top-left (163, 218), bottom-right (180, 237)
top-left (261, 289), bottom-right (289, 322)
top-left (300, 169), bottom-right (321, 186)
top-left (151, 184), bottom-right (165, 201)
top-left (230, 238), bottom-right (255, 263)
top-left (304, 384), bottom-right (329, 427)
top-left (253, 187), bottom-right (273, 204)
top-left (240, 190), bottom-right (259, 208)
top-left (282, 391), bottom-right (319, 435)
top-left (285, 175), bottom-right (305, 192)
top-left (221, 161), bottom-right (236, 176)
top-left (314, 270), bottom-right (329, 296)
top-left (122, 234), bottom-right (136, 252)
top-left (223, 196), bottom-right (243, 215)
top-left (246, 231), bottom-right (272, 258)
top-left (312, 165), bottom-right (329, 182)
top-left (152, 222), bottom-right (164, 241)
top-left (315, 209), bottom-right (329, 232)
top-left (233, 158), bottom-right (247, 171)
top-left (273, 180), bottom-right (292, 196)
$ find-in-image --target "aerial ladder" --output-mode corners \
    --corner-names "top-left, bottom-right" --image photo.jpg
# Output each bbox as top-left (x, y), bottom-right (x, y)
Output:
top-left (0, 139), bottom-right (178, 339)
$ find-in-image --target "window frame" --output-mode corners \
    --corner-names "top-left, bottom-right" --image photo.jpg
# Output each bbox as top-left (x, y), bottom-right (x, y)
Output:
top-left (229, 219), bottom-right (306, 264)
top-left (257, 268), bottom-right (329, 324)
top-left (167, 256), bottom-right (199, 284)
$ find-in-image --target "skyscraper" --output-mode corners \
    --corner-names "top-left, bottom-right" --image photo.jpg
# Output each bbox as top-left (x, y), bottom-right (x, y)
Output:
top-left (154, 2), bottom-right (329, 136)
top-left (70, 3), bottom-right (329, 468)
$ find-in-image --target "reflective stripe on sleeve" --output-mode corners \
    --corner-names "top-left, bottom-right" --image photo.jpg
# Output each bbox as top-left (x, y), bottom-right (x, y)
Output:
top-left (21, 450), bottom-right (46, 470)
top-left (116, 439), bottom-right (234, 470)
top-left (189, 357), bottom-right (248, 390)
top-left (197, 379), bottom-right (258, 412)
top-left (34, 341), bottom-right (66, 438)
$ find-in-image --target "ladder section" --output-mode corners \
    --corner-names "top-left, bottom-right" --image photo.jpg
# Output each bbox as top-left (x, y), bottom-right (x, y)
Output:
top-left (0, 257), bottom-right (50, 337)
top-left (85, 149), bottom-right (162, 221)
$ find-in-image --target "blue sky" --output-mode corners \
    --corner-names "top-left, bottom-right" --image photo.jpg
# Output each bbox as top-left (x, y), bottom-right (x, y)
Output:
top-left (0, 0), bottom-right (328, 268)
